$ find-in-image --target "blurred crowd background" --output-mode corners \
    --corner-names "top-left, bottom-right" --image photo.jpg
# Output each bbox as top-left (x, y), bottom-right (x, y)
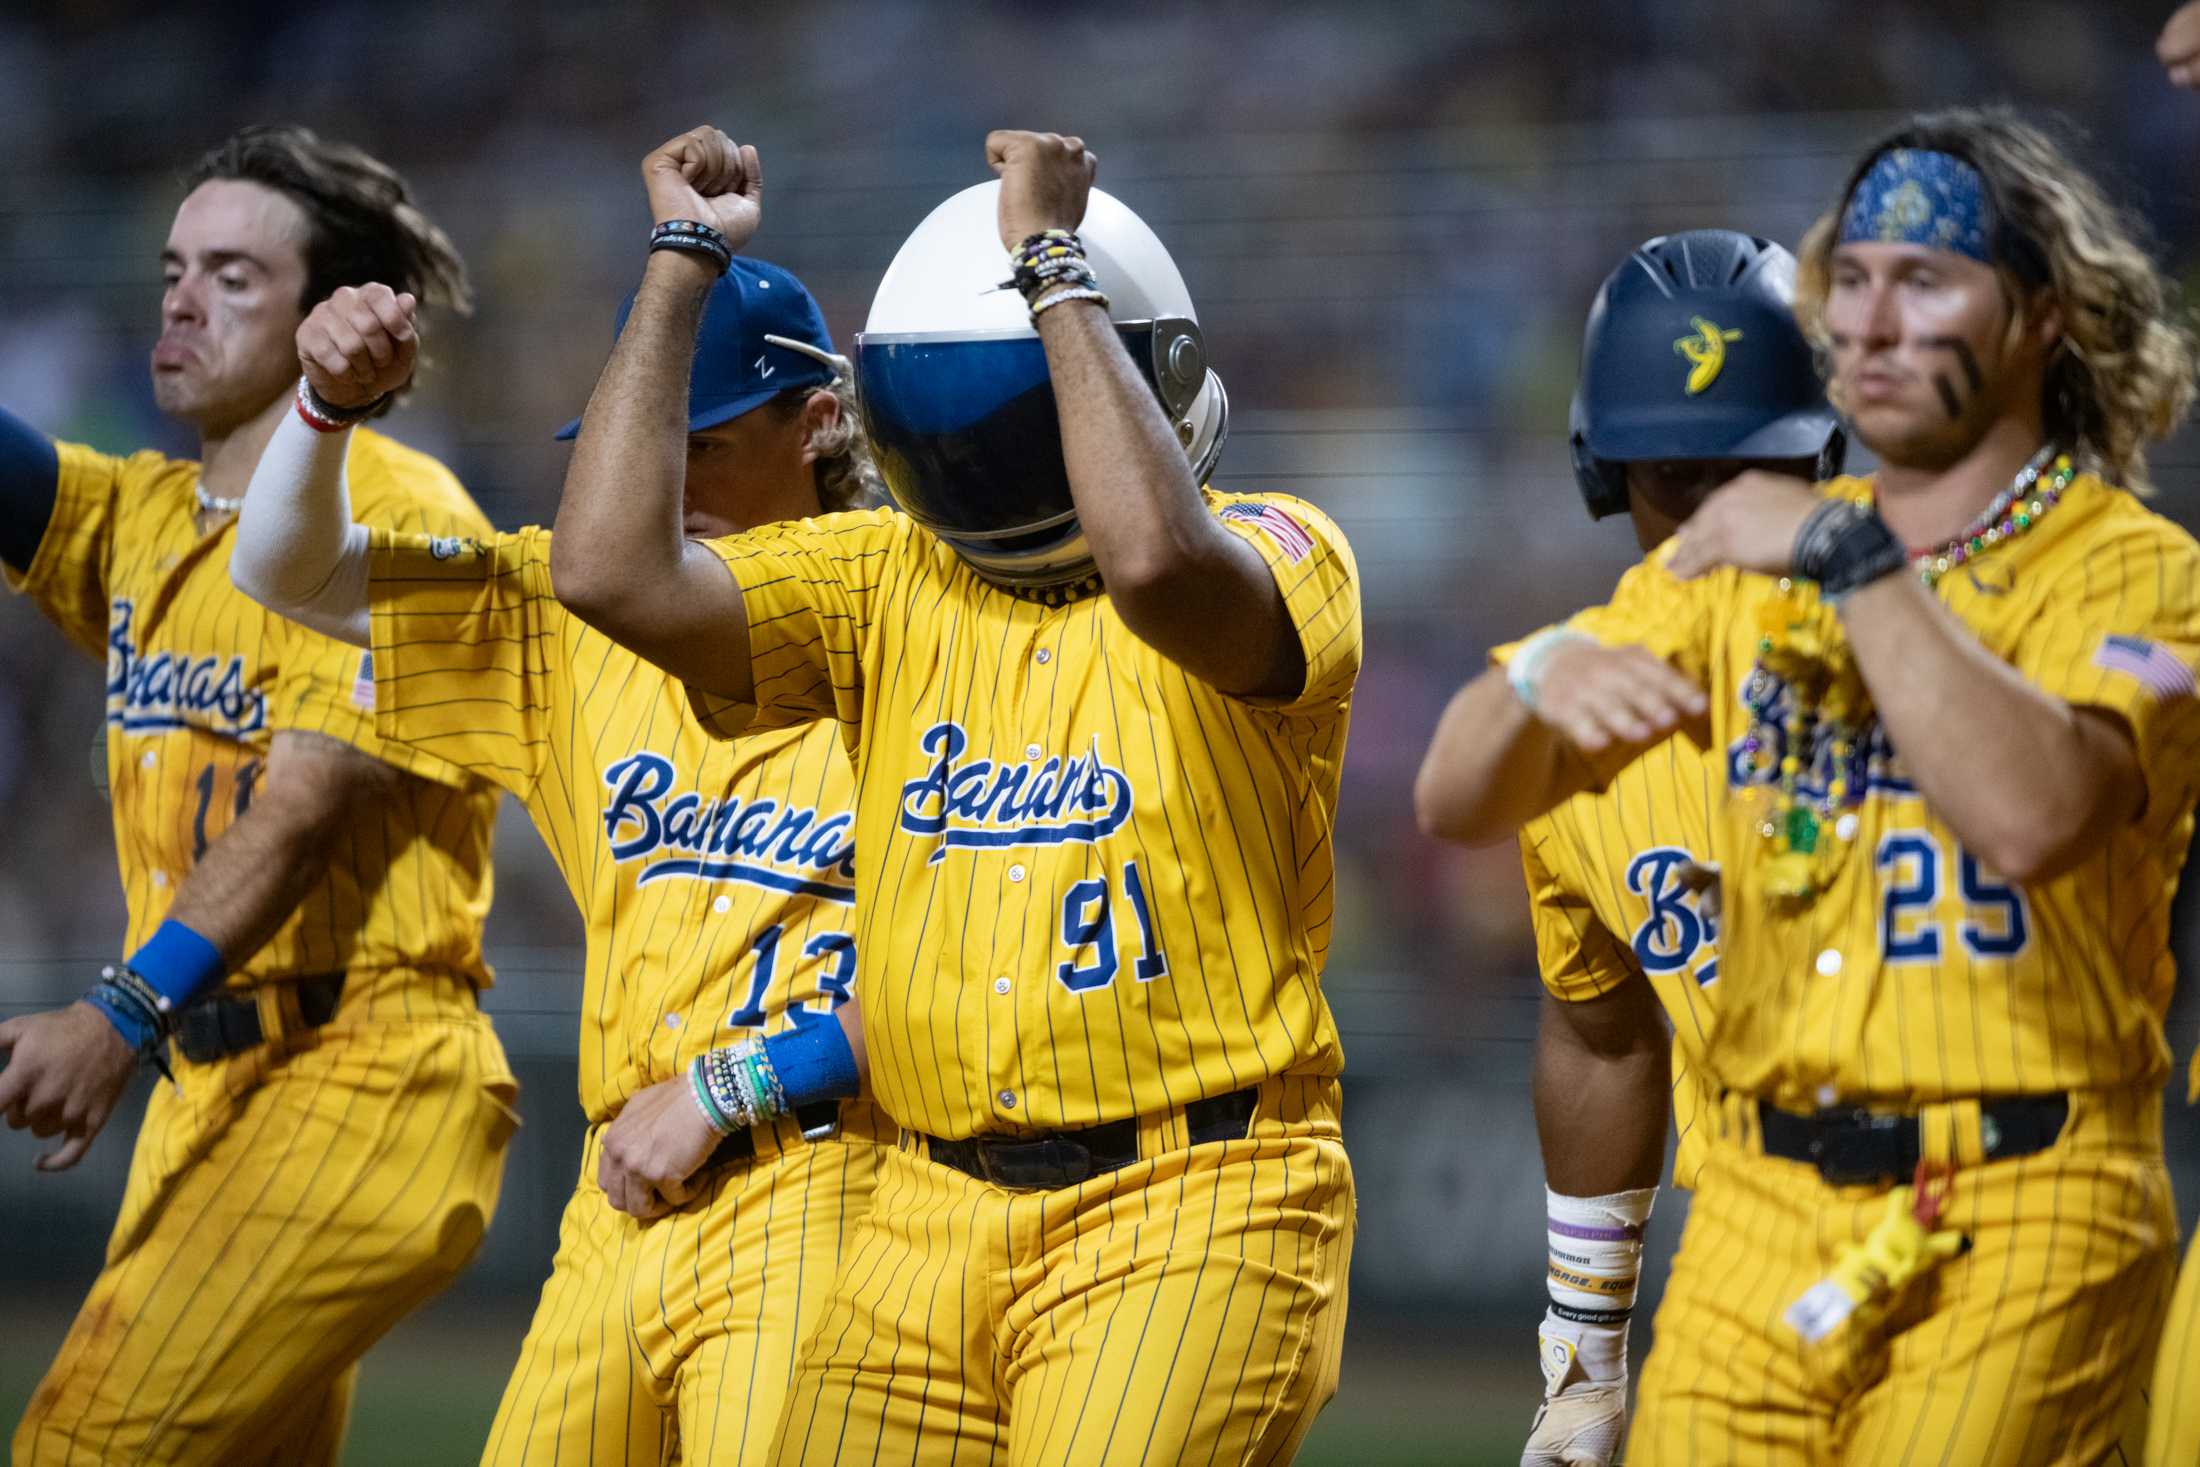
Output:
top-left (6, 2), bottom-right (2200, 1462)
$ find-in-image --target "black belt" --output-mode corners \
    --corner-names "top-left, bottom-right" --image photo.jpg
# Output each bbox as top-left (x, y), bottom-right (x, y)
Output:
top-left (173, 973), bottom-right (347, 1064)
top-left (920, 1086), bottom-right (1260, 1191)
top-left (1758, 1094), bottom-right (2069, 1187)
top-left (706, 1101), bottom-right (843, 1169)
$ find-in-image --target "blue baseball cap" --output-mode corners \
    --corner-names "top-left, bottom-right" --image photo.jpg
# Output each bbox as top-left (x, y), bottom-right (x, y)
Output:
top-left (554, 256), bottom-right (846, 440)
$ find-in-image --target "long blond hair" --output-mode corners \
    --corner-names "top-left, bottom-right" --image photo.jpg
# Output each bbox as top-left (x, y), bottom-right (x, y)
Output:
top-left (767, 378), bottom-right (882, 513)
top-left (1795, 108), bottom-right (2196, 493)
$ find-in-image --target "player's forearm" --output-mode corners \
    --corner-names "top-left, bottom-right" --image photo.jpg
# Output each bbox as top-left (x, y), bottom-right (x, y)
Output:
top-left (1840, 573), bottom-right (2140, 881)
top-left (1038, 300), bottom-right (1300, 697)
top-left (164, 731), bottom-right (401, 969)
top-left (550, 252), bottom-right (755, 699)
top-left (552, 253), bottom-right (708, 621)
top-left (1415, 669), bottom-right (1592, 845)
top-left (0, 403), bottom-right (59, 576)
top-left (1532, 991), bottom-right (1670, 1196)
top-left (162, 785), bottom-right (349, 967)
top-left (231, 408), bottom-right (371, 647)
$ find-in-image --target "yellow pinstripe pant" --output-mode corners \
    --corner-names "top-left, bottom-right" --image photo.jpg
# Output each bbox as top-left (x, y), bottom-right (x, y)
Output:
top-left (13, 970), bottom-right (514, 1467)
top-left (481, 1106), bottom-right (887, 1467)
top-left (766, 1075), bottom-right (1353, 1467)
top-left (2146, 1232), bottom-right (2200, 1465)
top-left (1629, 1087), bottom-right (2173, 1467)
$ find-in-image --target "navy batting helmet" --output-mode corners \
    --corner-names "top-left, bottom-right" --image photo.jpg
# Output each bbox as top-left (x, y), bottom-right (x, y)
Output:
top-left (1570, 230), bottom-right (1842, 519)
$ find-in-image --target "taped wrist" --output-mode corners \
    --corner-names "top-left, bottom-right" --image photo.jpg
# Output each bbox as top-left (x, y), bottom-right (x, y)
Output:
top-left (1542, 1186), bottom-right (1654, 1383)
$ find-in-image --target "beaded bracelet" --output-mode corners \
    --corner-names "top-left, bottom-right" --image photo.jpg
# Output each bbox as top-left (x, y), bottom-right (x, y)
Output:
top-left (1792, 499), bottom-right (1906, 600)
top-left (1029, 284), bottom-right (1111, 319)
top-left (85, 964), bottom-right (178, 1085)
top-left (1009, 229), bottom-right (1084, 285)
top-left (1005, 228), bottom-right (1103, 309)
top-left (695, 1036), bottom-right (794, 1136)
top-left (650, 218), bottom-right (733, 273)
top-left (294, 378), bottom-right (391, 434)
top-left (688, 1055), bottom-right (736, 1136)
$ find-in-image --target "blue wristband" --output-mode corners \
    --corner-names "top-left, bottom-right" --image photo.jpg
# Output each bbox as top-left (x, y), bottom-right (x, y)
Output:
top-left (761, 1016), bottom-right (859, 1108)
top-left (126, 919), bottom-right (226, 1009)
top-left (85, 987), bottom-right (159, 1052)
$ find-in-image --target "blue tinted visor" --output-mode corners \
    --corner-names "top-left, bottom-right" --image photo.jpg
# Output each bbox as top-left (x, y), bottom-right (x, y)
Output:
top-left (854, 321), bottom-right (1199, 543)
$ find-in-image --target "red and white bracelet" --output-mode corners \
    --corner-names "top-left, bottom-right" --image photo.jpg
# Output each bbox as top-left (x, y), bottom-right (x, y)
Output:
top-left (294, 377), bottom-right (390, 434)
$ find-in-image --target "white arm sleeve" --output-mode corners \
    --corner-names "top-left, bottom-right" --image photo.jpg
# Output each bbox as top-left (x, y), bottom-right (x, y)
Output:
top-left (230, 402), bottom-right (372, 647)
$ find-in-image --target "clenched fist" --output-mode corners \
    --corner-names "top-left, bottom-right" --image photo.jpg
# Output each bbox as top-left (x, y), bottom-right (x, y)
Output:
top-left (2163, 2), bottom-right (2200, 88)
top-left (597, 1073), bottom-right (722, 1220)
top-left (297, 284), bottom-right (417, 410)
top-left (642, 127), bottom-right (762, 249)
top-left (985, 130), bottom-right (1096, 249)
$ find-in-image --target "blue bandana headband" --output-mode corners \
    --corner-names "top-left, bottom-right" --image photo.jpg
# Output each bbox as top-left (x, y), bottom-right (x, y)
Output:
top-left (1837, 148), bottom-right (1993, 263)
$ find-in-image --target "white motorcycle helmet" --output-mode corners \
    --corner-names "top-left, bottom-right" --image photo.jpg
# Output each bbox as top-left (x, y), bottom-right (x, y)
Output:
top-left (855, 181), bottom-right (1229, 589)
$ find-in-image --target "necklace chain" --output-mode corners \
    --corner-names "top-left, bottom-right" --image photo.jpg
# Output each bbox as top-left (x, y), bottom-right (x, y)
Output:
top-left (194, 481), bottom-right (244, 517)
top-left (1899, 444), bottom-right (2072, 588)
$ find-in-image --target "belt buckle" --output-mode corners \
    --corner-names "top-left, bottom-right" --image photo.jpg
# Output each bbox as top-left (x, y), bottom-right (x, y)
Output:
top-left (1808, 1107), bottom-right (1904, 1186)
top-left (980, 1137), bottom-right (1095, 1191)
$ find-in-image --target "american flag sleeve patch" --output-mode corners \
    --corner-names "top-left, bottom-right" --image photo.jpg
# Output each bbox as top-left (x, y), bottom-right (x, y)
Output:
top-left (2093, 634), bottom-right (2196, 700)
top-left (351, 651), bottom-right (376, 710)
top-left (1217, 501), bottom-right (1314, 563)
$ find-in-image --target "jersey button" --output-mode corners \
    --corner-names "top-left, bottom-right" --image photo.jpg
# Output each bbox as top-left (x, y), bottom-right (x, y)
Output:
top-left (998, 1089), bottom-right (1018, 1109)
top-left (993, 976), bottom-right (1012, 995)
top-left (1815, 948), bottom-right (1842, 977)
top-left (1026, 743), bottom-right (1043, 761)
top-left (1035, 649), bottom-right (1052, 665)
top-left (1007, 863), bottom-right (1027, 883)
top-left (713, 895), bottom-right (731, 913)
top-left (140, 750), bottom-right (157, 769)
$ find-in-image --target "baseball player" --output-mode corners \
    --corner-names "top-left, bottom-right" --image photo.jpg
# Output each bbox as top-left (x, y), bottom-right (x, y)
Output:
top-left (1418, 108), bottom-right (2200, 1464)
top-left (1520, 230), bottom-right (1840, 1467)
top-left (229, 262), bottom-right (891, 1465)
top-left (0, 126), bottom-right (512, 1464)
top-left (549, 126), bottom-right (1357, 1464)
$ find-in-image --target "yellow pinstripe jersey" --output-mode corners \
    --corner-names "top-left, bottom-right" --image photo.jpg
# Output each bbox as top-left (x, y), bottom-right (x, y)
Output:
top-left (4, 429), bottom-right (496, 990)
top-left (365, 526), bottom-right (865, 1123)
top-left (686, 492), bottom-right (1360, 1140)
top-left (1519, 734), bottom-right (1722, 1186)
top-left (1544, 472), bottom-right (2200, 1111)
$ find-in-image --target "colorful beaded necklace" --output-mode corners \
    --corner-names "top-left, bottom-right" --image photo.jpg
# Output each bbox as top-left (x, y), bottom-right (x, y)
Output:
top-left (1908, 445), bottom-right (2073, 588)
top-left (1738, 445), bottom-right (2073, 902)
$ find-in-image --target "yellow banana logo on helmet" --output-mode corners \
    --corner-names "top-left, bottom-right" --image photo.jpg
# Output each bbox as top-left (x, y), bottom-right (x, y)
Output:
top-left (1674, 317), bottom-right (1744, 395)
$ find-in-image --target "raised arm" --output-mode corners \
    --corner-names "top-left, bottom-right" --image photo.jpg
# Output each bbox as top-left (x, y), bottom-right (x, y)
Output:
top-left (987, 132), bottom-right (1300, 698)
top-left (549, 127), bottom-right (757, 701)
top-left (229, 286), bottom-right (425, 647)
